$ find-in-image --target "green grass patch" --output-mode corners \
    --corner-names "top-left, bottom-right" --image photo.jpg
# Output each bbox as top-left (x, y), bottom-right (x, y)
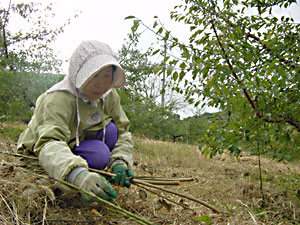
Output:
top-left (0, 126), bottom-right (24, 142)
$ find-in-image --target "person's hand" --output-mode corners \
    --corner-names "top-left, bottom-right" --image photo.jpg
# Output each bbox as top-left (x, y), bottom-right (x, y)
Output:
top-left (109, 164), bottom-right (135, 188)
top-left (74, 171), bottom-right (117, 202)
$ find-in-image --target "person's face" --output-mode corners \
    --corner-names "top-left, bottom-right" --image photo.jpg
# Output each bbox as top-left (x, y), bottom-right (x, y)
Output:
top-left (82, 66), bottom-right (113, 100)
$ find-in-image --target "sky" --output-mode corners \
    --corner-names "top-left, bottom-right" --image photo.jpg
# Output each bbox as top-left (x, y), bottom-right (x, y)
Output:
top-left (3, 0), bottom-right (185, 70)
top-left (6, 0), bottom-right (300, 72)
top-left (50, 0), bottom-right (185, 72)
top-left (46, 0), bottom-right (300, 72)
top-left (4, 0), bottom-right (300, 116)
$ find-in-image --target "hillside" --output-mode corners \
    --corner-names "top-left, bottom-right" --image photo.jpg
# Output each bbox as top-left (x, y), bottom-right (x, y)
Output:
top-left (0, 122), bottom-right (299, 224)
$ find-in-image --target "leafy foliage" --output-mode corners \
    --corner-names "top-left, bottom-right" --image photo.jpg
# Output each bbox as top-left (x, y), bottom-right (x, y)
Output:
top-left (0, 1), bottom-right (72, 73)
top-left (118, 29), bottom-right (187, 112)
top-left (118, 30), bottom-right (200, 142)
top-left (118, 88), bottom-right (180, 141)
top-left (119, 31), bottom-right (160, 100)
top-left (0, 70), bottom-right (63, 122)
top-left (127, 0), bottom-right (300, 161)
top-left (0, 1), bottom-right (71, 122)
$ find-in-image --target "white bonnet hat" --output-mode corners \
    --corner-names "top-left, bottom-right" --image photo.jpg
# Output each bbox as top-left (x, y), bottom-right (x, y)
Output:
top-left (69, 40), bottom-right (126, 89)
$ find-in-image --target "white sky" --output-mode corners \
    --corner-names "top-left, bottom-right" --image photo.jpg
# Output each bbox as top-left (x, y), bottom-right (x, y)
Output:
top-left (48, 0), bottom-right (300, 71)
top-left (51, 0), bottom-right (185, 73)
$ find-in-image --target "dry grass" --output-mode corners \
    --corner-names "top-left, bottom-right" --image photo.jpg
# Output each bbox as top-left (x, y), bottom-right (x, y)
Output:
top-left (0, 122), bottom-right (299, 224)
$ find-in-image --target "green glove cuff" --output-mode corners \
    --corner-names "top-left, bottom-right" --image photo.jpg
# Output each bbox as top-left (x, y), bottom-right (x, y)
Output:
top-left (110, 164), bottom-right (134, 188)
top-left (111, 164), bottom-right (135, 178)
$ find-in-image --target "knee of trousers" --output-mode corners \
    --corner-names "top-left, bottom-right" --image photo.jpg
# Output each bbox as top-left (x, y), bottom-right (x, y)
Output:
top-left (73, 140), bottom-right (110, 170)
top-left (96, 121), bottom-right (118, 151)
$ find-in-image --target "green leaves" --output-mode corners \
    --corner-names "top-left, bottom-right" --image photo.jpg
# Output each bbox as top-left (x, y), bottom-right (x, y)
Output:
top-left (131, 20), bottom-right (140, 33)
top-left (179, 62), bottom-right (186, 70)
top-left (124, 15), bottom-right (136, 20)
top-left (194, 215), bottom-right (211, 224)
top-left (152, 49), bottom-right (160, 56)
top-left (122, 0), bottom-right (300, 161)
top-left (172, 71), bottom-right (178, 81)
top-left (0, 2), bottom-right (70, 73)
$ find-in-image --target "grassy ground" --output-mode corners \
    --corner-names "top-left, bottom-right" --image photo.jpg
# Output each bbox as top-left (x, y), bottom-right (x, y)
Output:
top-left (0, 122), bottom-right (299, 224)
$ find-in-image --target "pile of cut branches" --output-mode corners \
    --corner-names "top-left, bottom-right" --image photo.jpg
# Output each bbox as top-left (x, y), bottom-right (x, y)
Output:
top-left (0, 149), bottom-right (222, 224)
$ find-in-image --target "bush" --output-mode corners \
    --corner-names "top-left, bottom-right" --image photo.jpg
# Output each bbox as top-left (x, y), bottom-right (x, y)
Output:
top-left (0, 71), bottom-right (63, 122)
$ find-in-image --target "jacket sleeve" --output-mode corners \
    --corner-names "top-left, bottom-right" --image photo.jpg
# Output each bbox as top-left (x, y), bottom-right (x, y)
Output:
top-left (107, 89), bottom-right (134, 169)
top-left (32, 92), bottom-right (88, 180)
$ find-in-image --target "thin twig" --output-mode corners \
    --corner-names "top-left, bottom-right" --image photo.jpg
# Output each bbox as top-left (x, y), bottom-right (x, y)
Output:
top-left (0, 152), bottom-right (188, 185)
top-left (1, 151), bottom-right (221, 213)
top-left (18, 167), bottom-right (154, 225)
top-left (135, 183), bottom-right (193, 211)
top-left (0, 152), bottom-right (186, 185)
top-left (91, 168), bottom-right (221, 214)
top-left (1, 161), bottom-right (27, 167)
top-left (90, 168), bottom-right (180, 185)
top-left (248, 211), bottom-right (258, 225)
top-left (133, 179), bottom-right (221, 214)
top-left (135, 176), bottom-right (195, 182)
top-left (0, 150), bottom-right (38, 160)
top-left (236, 200), bottom-right (248, 208)
top-left (0, 192), bottom-right (16, 223)
top-left (137, 180), bottom-right (180, 185)
top-left (42, 197), bottom-right (47, 225)
top-left (11, 198), bottom-right (20, 225)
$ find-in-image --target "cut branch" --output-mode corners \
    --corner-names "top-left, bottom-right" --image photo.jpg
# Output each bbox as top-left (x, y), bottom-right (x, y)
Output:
top-left (89, 168), bottom-right (180, 185)
top-left (133, 178), bottom-right (221, 214)
top-left (135, 176), bottom-right (195, 182)
top-left (0, 151), bottom-right (222, 214)
top-left (135, 183), bottom-right (193, 210)
top-left (91, 168), bottom-right (221, 214)
top-left (18, 167), bottom-right (154, 225)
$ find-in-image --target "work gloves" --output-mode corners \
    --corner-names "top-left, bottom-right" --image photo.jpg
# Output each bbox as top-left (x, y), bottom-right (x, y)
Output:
top-left (109, 164), bottom-right (135, 188)
top-left (74, 171), bottom-right (117, 202)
